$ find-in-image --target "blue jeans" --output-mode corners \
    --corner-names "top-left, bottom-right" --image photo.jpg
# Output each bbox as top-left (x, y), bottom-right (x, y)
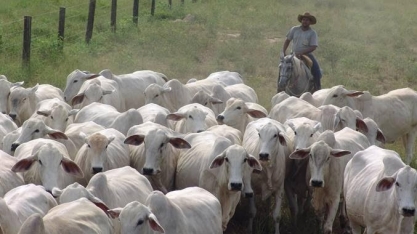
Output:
top-left (306, 53), bottom-right (322, 90)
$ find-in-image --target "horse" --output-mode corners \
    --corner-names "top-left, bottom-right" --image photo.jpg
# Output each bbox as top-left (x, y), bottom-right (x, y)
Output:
top-left (277, 53), bottom-right (315, 97)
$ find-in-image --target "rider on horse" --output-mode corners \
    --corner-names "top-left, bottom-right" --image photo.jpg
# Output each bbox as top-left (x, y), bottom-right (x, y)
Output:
top-left (281, 12), bottom-right (322, 93)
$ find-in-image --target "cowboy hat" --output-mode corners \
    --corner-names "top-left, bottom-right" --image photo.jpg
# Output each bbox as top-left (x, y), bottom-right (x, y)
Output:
top-left (298, 12), bottom-right (317, 24)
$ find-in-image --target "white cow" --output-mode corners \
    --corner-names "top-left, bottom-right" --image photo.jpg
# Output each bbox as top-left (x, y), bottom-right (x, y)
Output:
top-left (0, 184), bottom-right (57, 234)
top-left (137, 103), bottom-right (171, 127)
top-left (8, 84), bottom-right (63, 126)
top-left (144, 79), bottom-right (225, 112)
top-left (167, 103), bottom-right (217, 133)
top-left (124, 122), bottom-right (191, 193)
top-left (205, 70), bottom-right (243, 86)
top-left (71, 78), bottom-right (126, 111)
top-left (74, 128), bottom-right (130, 185)
top-left (64, 69), bottom-right (167, 108)
top-left (217, 98), bottom-right (268, 135)
top-left (344, 145), bottom-right (417, 234)
top-left (289, 128), bottom-right (371, 234)
top-left (0, 151), bottom-right (24, 197)
top-left (32, 98), bottom-right (78, 132)
top-left (74, 102), bottom-right (143, 135)
top-left (269, 97), bottom-right (368, 133)
top-left (18, 198), bottom-right (114, 234)
top-left (2, 128), bottom-right (21, 155)
top-left (284, 117), bottom-right (322, 222)
top-left (363, 117), bottom-right (386, 146)
top-left (9, 118), bottom-right (77, 159)
top-left (0, 112), bottom-right (18, 149)
top-left (322, 86), bottom-right (417, 164)
top-left (242, 118), bottom-right (291, 234)
top-left (11, 139), bottom-right (83, 192)
top-left (53, 166), bottom-right (153, 208)
top-left (108, 187), bottom-right (223, 234)
top-left (64, 121), bottom-right (106, 151)
top-left (0, 75), bottom-right (24, 114)
top-left (175, 132), bottom-right (262, 231)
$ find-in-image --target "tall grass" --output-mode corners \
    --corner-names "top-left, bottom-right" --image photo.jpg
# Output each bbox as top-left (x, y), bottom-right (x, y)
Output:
top-left (1, 0), bottom-right (417, 233)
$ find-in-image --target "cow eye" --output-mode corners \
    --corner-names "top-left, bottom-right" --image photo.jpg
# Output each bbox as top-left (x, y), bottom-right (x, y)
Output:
top-left (87, 144), bottom-right (91, 148)
top-left (160, 143), bottom-right (164, 148)
top-left (50, 116), bottom-right (54, 119)
top-left (38, 160), bottom-right (43, 165)
top-left (243, 158), bottom-right (247, 163)
top-left (332, 94), bottom-right (338, 98)
top-left (34, 129), bottom-right (40, 133)
top-left (137, 219), bottom-right (144, 226)
top-left (236, 106), bottom-right (241, 110)
top-left (155, 94), bottom-right (159, 98)
top-left (310, 134), bottom-right (313, 137)
top-left (73, 80), bottom-right (78, 83)
top-left (396, 182), bottom-right (400, 187)
top-left (105, 145), bottom-right (108, 149)
top-left (273, 134), bottom-right (278, 138)
top-left (65, 118), bottom-right (69, 121)
top-left (225, 158), bottom-right (229, 163)
top-left (204, 102), bottom-right (208, 106)
top-left (294, 131), bottom-right (297, 135)
top-left (189, 115), bottom-right (193, 119)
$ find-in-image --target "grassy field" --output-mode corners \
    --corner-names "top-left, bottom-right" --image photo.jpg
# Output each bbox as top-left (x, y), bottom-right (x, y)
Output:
top-left (1, 0), bottom-right (417, 233)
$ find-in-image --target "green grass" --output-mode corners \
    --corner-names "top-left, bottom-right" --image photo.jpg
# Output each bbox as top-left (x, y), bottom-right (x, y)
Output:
top-left (1, 0), bottom-right (417, 233)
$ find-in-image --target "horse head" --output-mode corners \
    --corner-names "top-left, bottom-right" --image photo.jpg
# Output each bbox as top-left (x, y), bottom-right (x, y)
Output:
top-left (278, 53), bottom-right (295, 89)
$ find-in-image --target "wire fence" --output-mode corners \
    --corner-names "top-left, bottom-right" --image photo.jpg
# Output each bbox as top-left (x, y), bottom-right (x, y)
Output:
top-left (0, 0), bottom-right (197, 68)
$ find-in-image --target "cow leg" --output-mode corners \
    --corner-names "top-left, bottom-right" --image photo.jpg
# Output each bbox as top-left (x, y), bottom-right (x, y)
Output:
top-left (339, 199), bottom-right (352, 234)
top-left (273, 186), bottom-right (284, 234)
top-left (247, 196), bottom-right (256, 234)
top-left (284, 180), bottom-right (298, 226)
top-left (323, 196), bottom-right (340, 234)
top-left (403, 129), bottom-right (417, 164)
top-left (349, 221), bottom-right (362, 234)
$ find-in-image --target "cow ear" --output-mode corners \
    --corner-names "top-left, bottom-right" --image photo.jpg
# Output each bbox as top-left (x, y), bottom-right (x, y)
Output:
top-left (91, 198), bottom-right (110, 215)
top-left (376, 176), bottom-right (396, 192)
top-left (166, 113), bottom-right (185, 121)
top-left (345, 91), bottom-right (364, 97)
top-left (61, 157), bottom-right (84, 178)
top-left (247, 109), bottom-right (267, 118)
top-left (12, 154), bottom-right (38, 172)
top-left (86, 74), bottom-right (100, 80)
top-left (209, 96), bottom-right (223, 105)
top-left (246, 155), bottom-right (262, 171)
top-left (107, 135), bottom-right (115, 144)
top-left (71, 93), bottom-right (85, 106)
top-left (11, 81), bottom-right (24, 87)
top-left (46, 127), bottom-right (68, 140)
top-left (356, 118), bottom-right (369, 133)
top-left (287, 121), bottom-right (296, 132)
top-left (377, 129), bottom-right (386, 144)
top-left (107, 208), bottom-right (122, 219)
top-left (162, 87), bottom-right (172, 93)
top-left (313, 122), bottom-right (322, 133)
top-left (68, 109), bottom-right (79, 116)
top-left (278, 132), bottom-right (287, 146)
top-left (330, 149), bottom-right (351, 158)
top-left (124, 135), bottom-right (145, 146)
top-left (51, 187), bottom-right (63, 198)
top-left (31, 84), bottom-right (39, 93)
top-left (210, 152), bottom-right (225, 169)
top-left (102, 89), bottom-right (114, 96)
top-left (148, 213), bottom-right (165, 233)
top-left (36, 110), bottom-right (51, 117)
top-left (168, 137), bottom-right (191, 149)
top-left (289, 148), bottom-right (310, 160)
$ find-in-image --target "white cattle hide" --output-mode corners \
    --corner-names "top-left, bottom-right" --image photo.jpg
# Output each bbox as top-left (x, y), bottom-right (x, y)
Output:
top-left (167, 103), bottom-right (217, 133)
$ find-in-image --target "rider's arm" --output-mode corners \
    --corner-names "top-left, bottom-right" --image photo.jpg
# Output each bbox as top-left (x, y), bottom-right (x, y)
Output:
top-left (282, 39), bottom-right (291, 56)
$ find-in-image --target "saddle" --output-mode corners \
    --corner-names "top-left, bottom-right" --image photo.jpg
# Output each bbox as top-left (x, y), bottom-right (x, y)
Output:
top-left (299, 55), bottom-right (313, 70)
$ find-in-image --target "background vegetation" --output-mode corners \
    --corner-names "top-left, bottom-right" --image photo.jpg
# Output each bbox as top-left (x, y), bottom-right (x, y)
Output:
top-left (1, 0), bottom-right (417, 233)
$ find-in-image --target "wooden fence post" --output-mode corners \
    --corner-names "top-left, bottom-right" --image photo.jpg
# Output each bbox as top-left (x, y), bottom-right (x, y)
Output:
top-left (85, 0), bottom-right (96, 44)
top-left (151, 0), bottom-right (155, 16)
top-left (133, 0), bottom-right (139, 25)
top-left (111, 0), bottom-right (117, 32)
top-left (58, 7), bottom-right (66, 51)
top-left (22, 16), bottom-right (32, 68)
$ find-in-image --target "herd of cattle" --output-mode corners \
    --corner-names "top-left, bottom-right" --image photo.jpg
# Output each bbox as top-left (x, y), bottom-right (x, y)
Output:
top-left (0, 69), bottom-right (416, 234)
